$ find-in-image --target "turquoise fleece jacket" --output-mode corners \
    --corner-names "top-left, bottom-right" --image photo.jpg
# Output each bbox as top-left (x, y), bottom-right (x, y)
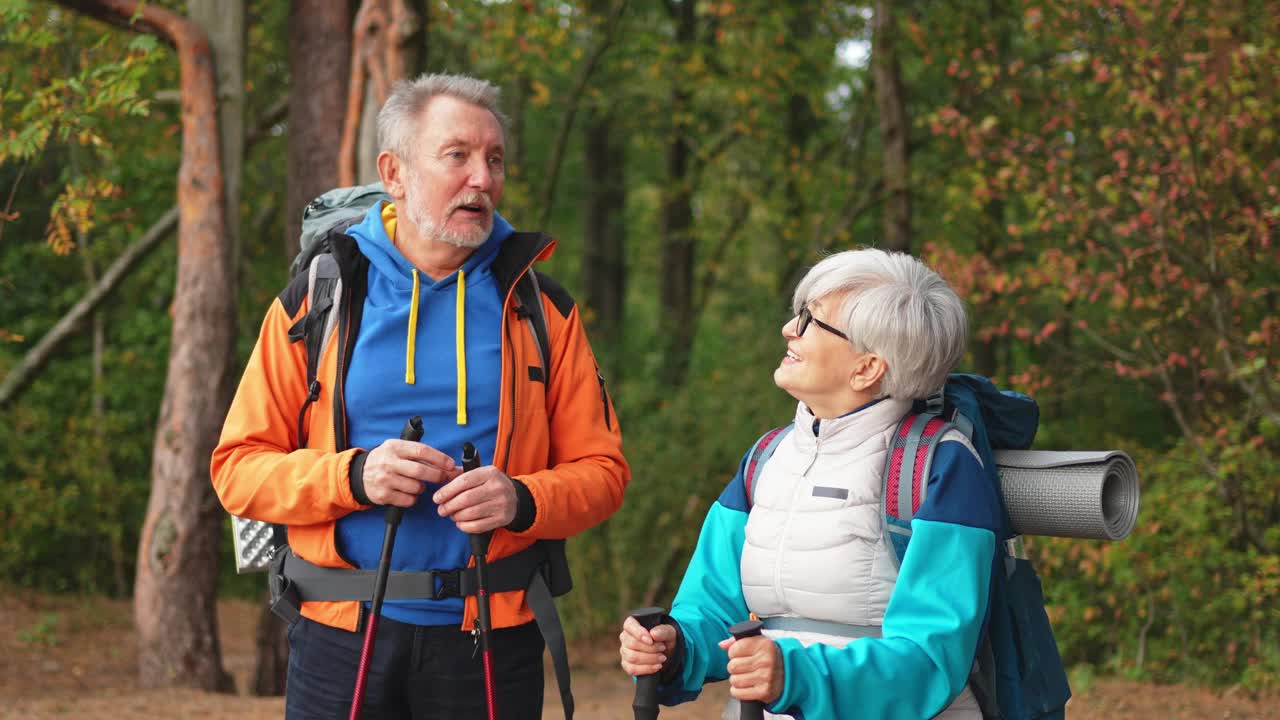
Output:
top-left (660, 426), bottom-right (999, 719)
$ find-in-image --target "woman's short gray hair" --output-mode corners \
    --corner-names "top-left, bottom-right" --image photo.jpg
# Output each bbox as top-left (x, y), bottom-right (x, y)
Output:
top-left (792, 248), bottom-right (968, 400)
top-left (377, 73), bottom-right (509, 162)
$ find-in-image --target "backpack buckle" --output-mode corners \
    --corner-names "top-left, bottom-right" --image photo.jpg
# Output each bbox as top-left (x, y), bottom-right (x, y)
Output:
top-left (429, 568), bottom-right (462, 600)
top-left (925, 393), bottom-right (944, 416)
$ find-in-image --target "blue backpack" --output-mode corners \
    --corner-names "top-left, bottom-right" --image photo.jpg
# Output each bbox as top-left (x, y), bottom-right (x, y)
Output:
top-left (743, 374), bottom-right (1071, 720)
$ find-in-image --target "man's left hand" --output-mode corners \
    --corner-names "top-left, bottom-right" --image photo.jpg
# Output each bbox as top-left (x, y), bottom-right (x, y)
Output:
top-left (718, 633), bottom-right (784, 705)
top-left (432, 465), bottom-right (517, 533)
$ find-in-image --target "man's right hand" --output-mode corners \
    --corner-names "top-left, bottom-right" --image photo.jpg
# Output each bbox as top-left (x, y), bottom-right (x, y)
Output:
top-left (619, 616), bottom-right (677, 676)
top-left (361, 440), bottom-right (462, 507)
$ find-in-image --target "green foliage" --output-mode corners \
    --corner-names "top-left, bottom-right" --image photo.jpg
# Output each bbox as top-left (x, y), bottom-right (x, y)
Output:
top-left (1035, 438), bottom-right (1280, 691)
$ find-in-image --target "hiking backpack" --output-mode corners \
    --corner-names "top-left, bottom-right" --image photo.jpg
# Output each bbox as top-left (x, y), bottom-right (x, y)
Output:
top-left (743, 374), bottom-right (1072, 720)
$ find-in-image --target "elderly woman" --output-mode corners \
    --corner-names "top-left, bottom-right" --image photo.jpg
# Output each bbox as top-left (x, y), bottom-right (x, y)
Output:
top-left (619, 248), bottom-right (1000, 719)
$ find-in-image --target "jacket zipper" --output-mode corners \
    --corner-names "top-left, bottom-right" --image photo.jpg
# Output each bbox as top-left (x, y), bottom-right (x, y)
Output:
top-left (499, 260), bottom-right (540, 468)
top-left (596, 368), bottom-right (612, 430)
top-left (333, 288), bottom-right (353, 451)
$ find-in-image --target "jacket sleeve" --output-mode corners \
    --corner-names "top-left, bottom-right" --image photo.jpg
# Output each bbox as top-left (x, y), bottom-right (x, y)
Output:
top-left (210, 296), bottom-right (366, 525)
top-left (658, 451), bottom-right (755, 706)
top-left (510, 300), bottom-right (629, 538)
top-left (767, 437), bottom-right (999, 719)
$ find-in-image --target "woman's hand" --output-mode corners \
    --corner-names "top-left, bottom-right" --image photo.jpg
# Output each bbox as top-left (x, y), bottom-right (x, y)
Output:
top-left (719, 633), bottom-right (784, 704)
top-left (619, 616), bottom-right (678, 676)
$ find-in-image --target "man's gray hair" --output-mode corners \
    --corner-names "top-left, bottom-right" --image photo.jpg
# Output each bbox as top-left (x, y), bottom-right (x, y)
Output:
top-left (377, 73), bottom-right (509, 161)
top-left (792, 248), bottom-right (968, 400)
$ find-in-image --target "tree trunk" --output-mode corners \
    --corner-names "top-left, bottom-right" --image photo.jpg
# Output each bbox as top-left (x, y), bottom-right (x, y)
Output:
top-left (657, 0), bottom-right (697, 389)
top-left (782, 10), bottom-right (816, 251)
top-left (873, 0), bottom-right (911, 253)
top-left (286, 0), bottom-right (352, 261)
top-left (55, 0), bottom-right (237, 693)
top-left (339, 0), bottom-right (424, 186)
top-left (189, 0), bottom-right (245, 279)
top-left (582, 105), bottom-right (626, 378)
top-left (535, 0), bottom-right (627, 230)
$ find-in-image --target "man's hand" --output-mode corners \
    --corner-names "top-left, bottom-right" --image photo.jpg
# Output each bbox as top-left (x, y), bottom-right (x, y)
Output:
top-left (432, 465), bottom-right (517, 534)
top-left (619, 616), bottom-right (678, 677)
top-left (718, 633), bottom-right (784, 705)
top-left (361, 440), bottom-right (461, 507)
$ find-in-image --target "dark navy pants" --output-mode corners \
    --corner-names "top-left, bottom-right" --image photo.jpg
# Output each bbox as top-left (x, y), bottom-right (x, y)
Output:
top-left (285, 614), bottom-right (545, 719)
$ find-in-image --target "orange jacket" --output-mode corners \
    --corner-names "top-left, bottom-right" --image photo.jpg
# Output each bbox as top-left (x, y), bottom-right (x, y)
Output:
top-left (211, 230), bottom-right (628, 632)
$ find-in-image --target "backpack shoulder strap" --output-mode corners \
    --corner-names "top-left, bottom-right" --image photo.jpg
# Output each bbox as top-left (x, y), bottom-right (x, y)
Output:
top-left (514, 270), bottom-right (552, 384)
top-left (744, 425), bottom-right (792, 507)
top-left (882, 411), bottom-right (956, 566)
top-left (285, 251), bottom-right (342, 446)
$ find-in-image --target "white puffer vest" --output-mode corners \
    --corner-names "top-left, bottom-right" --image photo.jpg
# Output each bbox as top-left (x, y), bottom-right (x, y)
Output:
top-left (737, 399), bottom-right (981, 720)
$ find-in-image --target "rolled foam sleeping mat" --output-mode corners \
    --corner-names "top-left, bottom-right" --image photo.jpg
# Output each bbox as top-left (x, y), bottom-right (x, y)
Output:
top-left (994, 450), bottom-right (1140, 541)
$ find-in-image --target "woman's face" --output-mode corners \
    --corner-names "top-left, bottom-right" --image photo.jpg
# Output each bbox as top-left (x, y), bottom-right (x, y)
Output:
top-left (773, 293), bottom-right (862, 417)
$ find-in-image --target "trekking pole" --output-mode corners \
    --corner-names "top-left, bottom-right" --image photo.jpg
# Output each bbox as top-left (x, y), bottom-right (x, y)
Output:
top-left (349, 416), bottom-right (423, 720)
top-left (728, 619), bottom-right (766, 720)
top-left (629, 606), bottom-right (667, 720)
top-left (461, 442), bottom-right (498, 720)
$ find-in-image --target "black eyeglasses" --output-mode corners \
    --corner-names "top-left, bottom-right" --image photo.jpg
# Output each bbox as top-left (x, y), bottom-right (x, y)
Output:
top-left (796, 306), bottom-right (848, 340)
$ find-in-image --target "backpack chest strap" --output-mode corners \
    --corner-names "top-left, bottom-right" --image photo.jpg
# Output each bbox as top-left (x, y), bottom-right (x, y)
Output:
top-left (761, 616), bottom-right (883, 640)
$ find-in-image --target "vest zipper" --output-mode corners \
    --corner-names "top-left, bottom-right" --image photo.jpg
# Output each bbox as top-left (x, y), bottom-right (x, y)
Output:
top-left (773, 427), bottom-right (821, 609)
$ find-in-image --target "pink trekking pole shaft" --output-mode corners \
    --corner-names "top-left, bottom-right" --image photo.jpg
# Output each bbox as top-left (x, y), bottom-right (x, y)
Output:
top-left (460, 442), bottom-right (497, 720)
top-left (349, 416), bottom-right (423, 720)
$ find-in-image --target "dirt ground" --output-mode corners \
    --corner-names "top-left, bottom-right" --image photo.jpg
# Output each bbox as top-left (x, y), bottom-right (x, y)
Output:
top-left (2, 590), bottom-right (1275, 719)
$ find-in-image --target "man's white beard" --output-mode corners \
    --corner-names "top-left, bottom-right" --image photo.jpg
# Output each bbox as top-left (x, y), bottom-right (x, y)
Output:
top-left (403, 170), bottom-right (492, 249)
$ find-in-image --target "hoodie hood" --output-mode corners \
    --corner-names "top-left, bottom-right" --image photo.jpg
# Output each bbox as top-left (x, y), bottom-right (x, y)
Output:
top-left (346, 201), bottom-right (514, 293)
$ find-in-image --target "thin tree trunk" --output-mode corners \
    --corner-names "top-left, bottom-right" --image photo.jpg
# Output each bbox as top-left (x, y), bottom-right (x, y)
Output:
top-left (286, 0), bottom-right (352, 261)
top-left (782, 9), bottom-right (816, 249)
top-left (535, 0), bottom-right (627, 230)
top-left (508, 74), bottom-right (530, 180)
top-left (53, 0), bottom-right (237, 693)
top-left (657, 0), bottom-right (698, 389)
top-left (190, 0), bottom-right (245, 283)
top-left (873, 0), bottom-right (911, 253)
top-left (582, 108), bottom-right (626, 377)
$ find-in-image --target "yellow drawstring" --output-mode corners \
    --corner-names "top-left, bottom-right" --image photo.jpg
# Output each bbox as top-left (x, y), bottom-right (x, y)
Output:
top-left (456, 269), bottom-right (468, 425)
top-left (405, 268), bottom-right (419, 384)
top-left (453, 269), bottom-right (468, 425)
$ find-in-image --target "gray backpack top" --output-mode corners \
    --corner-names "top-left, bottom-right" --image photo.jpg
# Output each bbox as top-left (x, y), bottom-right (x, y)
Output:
top-left (290, 182), bottom-right (390, 277)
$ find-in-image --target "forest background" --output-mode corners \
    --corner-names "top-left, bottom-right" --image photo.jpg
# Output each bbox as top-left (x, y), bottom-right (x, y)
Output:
top-left (1, 0), bottom-right (1277, 703)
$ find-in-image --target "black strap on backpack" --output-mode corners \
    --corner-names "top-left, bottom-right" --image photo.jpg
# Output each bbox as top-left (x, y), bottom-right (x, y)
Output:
top-left (286, 252), bottom-right (342, 446)
top-left (514, 269), bottom-right (551, 382)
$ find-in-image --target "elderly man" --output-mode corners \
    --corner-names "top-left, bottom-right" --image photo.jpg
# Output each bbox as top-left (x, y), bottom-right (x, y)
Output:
top-left (213, 73), bottom-right (628, 720)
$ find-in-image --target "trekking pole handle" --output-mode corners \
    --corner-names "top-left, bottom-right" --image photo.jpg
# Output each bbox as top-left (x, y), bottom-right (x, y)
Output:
top-left (385, 416), bottom-right (425, 527)
top-left (460, 443), bottom-right (491, 557)
top-left (728, 619), bottom-right (766, 720)
top-left (630, 606), bottom-right (667, 720)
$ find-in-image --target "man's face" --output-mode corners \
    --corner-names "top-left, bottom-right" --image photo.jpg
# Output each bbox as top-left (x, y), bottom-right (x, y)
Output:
top-left (399, 95), bottom-right (506, 249)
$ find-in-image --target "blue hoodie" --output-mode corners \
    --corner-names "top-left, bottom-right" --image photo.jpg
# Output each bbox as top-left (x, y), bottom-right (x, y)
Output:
top-left (336, 201), bottom-right (514, 626)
